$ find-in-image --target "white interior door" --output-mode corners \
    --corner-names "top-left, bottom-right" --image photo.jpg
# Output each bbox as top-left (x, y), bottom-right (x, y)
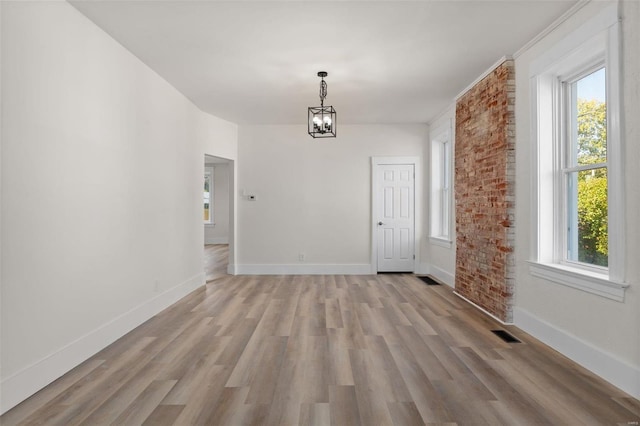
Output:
top-left (376, 164), bottom-right (415, 272)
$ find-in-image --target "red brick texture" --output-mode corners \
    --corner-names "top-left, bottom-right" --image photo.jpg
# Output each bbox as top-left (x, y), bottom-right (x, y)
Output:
top-left (454, 60), bottom-right (515, 323)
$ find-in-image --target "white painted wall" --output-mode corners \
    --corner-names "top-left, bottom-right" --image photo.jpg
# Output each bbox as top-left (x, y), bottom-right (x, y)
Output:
top-left (422, 104), bottom-right (456, 286)
top-left (513, 1), bottom-right (639, 397)
top-left (0, 1), bottom-right (237, 413)
top-left (204, 163), bottom-right (230, 244)
top-left (237, 124), bottom-right (426, 274)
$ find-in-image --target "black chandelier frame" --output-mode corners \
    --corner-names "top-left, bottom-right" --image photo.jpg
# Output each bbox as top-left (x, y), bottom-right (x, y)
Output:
top-left (308, 71), bottom-right (337, 138)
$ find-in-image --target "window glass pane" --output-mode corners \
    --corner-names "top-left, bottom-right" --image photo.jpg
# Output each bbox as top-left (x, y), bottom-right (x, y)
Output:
top-left (573, 68), bottom-right (607, 166)
top-left (204, 173), bottom-right (211, 222)
top-left (567, 168), bottom-right (608, 267)
top-left (441, 142), bottom-right (450, 238)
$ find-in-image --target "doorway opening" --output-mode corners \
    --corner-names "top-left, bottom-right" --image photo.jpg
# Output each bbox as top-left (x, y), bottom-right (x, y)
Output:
top-left (204, 154), bottom-right (232, 281)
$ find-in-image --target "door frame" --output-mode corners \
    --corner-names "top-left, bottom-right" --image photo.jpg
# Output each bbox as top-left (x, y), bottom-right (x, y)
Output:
top-left (203, 154), bottom-right (236, 275)
top-left (371, 156), bottom-right (422, 274)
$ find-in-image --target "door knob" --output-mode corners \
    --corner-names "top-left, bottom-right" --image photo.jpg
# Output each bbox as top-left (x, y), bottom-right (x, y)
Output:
top-left (378, 221), bottom-right (384, 226)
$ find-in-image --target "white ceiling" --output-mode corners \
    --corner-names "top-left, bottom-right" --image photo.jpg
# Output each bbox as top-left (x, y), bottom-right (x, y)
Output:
top-left (70, 0), bottom-right (578, 125)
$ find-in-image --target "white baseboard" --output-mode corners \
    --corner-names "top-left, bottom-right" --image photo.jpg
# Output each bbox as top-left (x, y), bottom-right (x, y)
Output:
top-left (0, 273), bottom-right (205, 414)
top-left (416, 262), bottom-right (430, 275)
top-left (227, 263), bottom-right (237, 275)
top-left (418, 263), bottom-right (455, 288)
top-left (205, 237), bottom-right (228, 245)
top-left (514, 307), bottom-right (640, 399)
top-left (235, 264), bottom-right (372, 275)
top-left (429, 265), bottom-right (455, 288)
top-left (454, 291), bottom-right (512, 325)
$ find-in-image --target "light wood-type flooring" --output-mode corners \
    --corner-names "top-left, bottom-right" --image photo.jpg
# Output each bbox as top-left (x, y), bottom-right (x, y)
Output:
top-left (2, 274), bottom-right (639, 425)
top-left (205, 244), bottom-right (229, 282)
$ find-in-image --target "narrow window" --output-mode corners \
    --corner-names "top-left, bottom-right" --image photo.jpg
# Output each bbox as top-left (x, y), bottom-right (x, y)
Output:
top-left (430, 126), bottom-right (452, 243)
top-left (563, 67), bottom-right (607, 269)
top-left (204, 167), bottom-right (214, 224)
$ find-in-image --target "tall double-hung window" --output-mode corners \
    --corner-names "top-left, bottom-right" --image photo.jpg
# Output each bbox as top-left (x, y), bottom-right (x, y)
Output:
top-left (564, 67), bottom-right (608, 268)
top-left (529, 6), bottom-right (627, 301)
top-left (430, 122), bottom-right (452, 246)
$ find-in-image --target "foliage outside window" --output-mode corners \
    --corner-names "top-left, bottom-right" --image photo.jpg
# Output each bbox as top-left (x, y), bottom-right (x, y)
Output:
top-left (529, 6), bottom-right (626, 301)
top-left (564, 68), bottom-right (608, 268)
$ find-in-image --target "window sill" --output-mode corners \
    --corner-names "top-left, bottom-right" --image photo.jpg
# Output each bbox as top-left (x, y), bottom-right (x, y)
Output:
top-left (527, 261), bottom-right (628, 302)
top-left (429, 237), bottom-right (453, 249)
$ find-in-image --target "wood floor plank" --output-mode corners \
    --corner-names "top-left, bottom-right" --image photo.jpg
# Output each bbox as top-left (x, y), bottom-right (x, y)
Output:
top-left (327, 328), bottom-right (356, 386)
top-left (3, 264), bottom-right (638, 426)
top-left (244, 336), bottom-right (289, 404)
top-left (110, 380), bottom-right (177, 425)
top-left (77, 360), bottom-right (166, 425)
top-left (203, 386), bottom-right (250, 425)
top-left (329, 385), bottom-right (362, 426)
top-left (264, 359), bottom-right (306, 425)
top-left (298, 402), bottom-right (330, 426)
top-left (141, 404), bottom-right (185, 426)
top-left (450, 346), bottom-right (551, 425)
top-left (0, 359), bottom-right (104, 426)
top-left (396, 325), bottom-right (453, 381)
top-left (324, 297), bottom-right (343, 329)
top-left (169, 364), bottom-right (233, 425)
top-left (386, 341), bottom-right (455, 423)
top-left (349, 348), bottom-right (395, 425)
top-left (387, 401), bottom-right (426, 426)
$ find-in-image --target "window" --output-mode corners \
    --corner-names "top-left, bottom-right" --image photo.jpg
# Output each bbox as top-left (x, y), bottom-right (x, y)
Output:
top-left (529, 5), bottom-right (627, 301)
top-left (430, 123), bottom-right (452, 245)
top-left (564, 67), bottom-right (608, 269)
top-left (204, 167), bottom-right (213, 224)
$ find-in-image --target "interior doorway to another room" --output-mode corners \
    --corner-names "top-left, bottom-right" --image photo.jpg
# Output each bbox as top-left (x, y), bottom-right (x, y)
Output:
top-left (204, 154), bottom-right (231, 281)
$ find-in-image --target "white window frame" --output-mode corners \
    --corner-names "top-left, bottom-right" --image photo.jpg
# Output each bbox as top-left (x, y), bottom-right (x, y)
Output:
top-left (562, 65), bottom-right (608, 272)
top-left (204, 166), bottom-right (214, 225)
top-left (528, 5), bottom-right (627, 301)
top-left (430, 121), bottom-right (453, 247)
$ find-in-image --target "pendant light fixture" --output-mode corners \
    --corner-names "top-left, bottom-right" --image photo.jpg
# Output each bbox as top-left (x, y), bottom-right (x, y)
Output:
top-left (308, 71), bottom-right (337, 138)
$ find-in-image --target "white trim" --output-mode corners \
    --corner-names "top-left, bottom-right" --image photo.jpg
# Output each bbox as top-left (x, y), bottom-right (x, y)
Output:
top-left (513, 0), bottom-right (590, 59)
top-left (0, 273), bottom-right (205, 414)
top-left (455, 55), bottom-right (513, 100)
top-left (514, 307), bottom-right (640, 399)
top-left (235, 264), bottom-right (372, 275)
top-left (427, 102), bottom-right (455, 128)
top-left (529, 4), bottom-right (619, 77)
top-left (426, 264), bottom-right (455, 288)
top-left (454, 291), bottom-right (512, 325)
top-left (529, 5), bottom-right (626, 299)
top-left (429, 123), bottom-right (453, 242)
top-left (429, 237), bottom-right (452, 249)
top-left (604, 21), bottom-right (625, 283)
top-left (371, 156), bottom-right (421, 274)
top-left (528, 262), bottom-right (628, 302)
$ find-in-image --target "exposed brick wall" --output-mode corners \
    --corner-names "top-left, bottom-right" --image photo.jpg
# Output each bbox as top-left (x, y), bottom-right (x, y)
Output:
top-left (455, 60), bottom-right (515, 322)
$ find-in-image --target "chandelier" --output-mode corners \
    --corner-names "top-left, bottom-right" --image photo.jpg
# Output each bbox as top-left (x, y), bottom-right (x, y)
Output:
top-left (308, 71), bottom-right (337, 138)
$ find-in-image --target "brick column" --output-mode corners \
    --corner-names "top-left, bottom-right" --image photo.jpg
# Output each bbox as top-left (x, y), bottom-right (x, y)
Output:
top-left (455, 60), bottom-right (515, 322)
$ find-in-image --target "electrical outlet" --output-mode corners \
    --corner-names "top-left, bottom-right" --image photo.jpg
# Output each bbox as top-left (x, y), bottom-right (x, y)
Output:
top-left (298, 253), bottom-right (305, 262)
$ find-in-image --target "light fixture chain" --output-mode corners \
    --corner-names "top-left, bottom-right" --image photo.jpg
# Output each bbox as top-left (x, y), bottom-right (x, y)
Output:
top-left (319, 79), bottom-right (327, 106)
